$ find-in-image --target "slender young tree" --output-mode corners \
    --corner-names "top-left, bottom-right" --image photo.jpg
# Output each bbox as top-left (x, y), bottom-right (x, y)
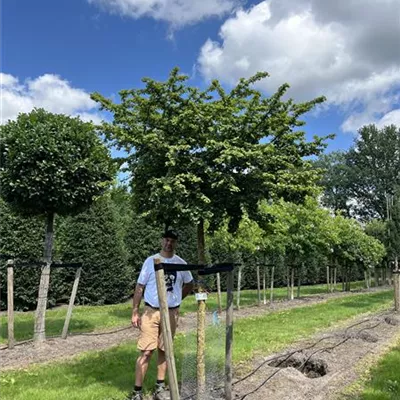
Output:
top-left (92, 67), bottom-right (330, 394)
top-left (0, 109), bottom-right (114, 341)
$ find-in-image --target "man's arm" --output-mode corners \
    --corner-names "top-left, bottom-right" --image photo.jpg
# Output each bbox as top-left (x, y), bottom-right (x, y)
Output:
top-left (182, 281), bottom-right (194, 300)
top-left (131, 283), bottom-right (145, 328)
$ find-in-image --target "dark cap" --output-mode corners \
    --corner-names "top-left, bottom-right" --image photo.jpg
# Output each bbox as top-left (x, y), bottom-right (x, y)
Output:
top-left (162, 230), bottom-right (179, 240)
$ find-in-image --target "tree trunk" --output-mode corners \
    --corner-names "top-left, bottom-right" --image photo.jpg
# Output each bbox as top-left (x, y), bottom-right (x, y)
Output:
top-left (342, 266), bottom-right (345, 291)
top-left (263, 265), bottom-right (267, 305)
top-left (7, 260), bottom-right (14, 349)
top-left (287, 265), bottom-right (290, 300)
top-left (290, 267), bottom-right (295, 301)
top-left (364, 270), bottom-right (369, 289)
top-left (270, 265), bottom-right (275, 304)
top-left (346, 265), bottom-right (351, 292)
top-left (326, 266), bottom-right (330, 293)
top-left (196, 219), bottom-right (206, 399)
top-left (34, 213), bottom-right (55, 342)
top-left (297, 264), bottom-right (302, 299)
top-left (236, 266), bottom-right (242, 310)
top-left (394, 256), bottom-right (400, 312)
top-left (333, 267), bottom-right (337, 292)
top-left (374, 266), bottom-right (378, 287)
top-left (256, 264), bottom-right (261, 306)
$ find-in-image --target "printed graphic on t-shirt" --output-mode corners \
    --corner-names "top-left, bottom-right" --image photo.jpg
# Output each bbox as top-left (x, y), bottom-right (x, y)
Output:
top-left (165, 271), bottom-right (177, 292)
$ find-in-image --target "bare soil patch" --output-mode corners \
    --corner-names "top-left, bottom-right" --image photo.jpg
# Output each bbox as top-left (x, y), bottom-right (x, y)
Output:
top-left (232, 310), bottom-right (400, 400)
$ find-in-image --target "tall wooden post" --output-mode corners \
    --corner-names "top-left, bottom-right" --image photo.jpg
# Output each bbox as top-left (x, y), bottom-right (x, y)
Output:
top-left (225, 270), bottom-right (234, 400)
top-left (62, 267), bottom-right (82, 339)
top-left (7, 260), bottom-right (15, 349)
top-left (196, 221), bottom-right (206, 400)
top-left (154, 259), bottom-right (180, 400)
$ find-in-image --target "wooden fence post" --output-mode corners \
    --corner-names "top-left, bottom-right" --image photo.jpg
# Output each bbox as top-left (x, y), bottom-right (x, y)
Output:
top-left (62, 267), bottom-right (82, 339)
top-left (154, 259), bottom-right (180, 400)
top-left (225, 269), bottom-right (234, 400)
top-left (7, 259), bottom-right (14, 349)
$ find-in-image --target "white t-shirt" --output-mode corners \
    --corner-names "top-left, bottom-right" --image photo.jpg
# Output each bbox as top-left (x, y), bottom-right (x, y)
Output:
top-left (137, 253), bottom-right (193, 308)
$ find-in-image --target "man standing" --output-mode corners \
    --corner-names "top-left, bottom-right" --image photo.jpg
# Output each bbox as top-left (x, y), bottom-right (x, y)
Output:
top-left (128, 230), bottom-right (194, 400)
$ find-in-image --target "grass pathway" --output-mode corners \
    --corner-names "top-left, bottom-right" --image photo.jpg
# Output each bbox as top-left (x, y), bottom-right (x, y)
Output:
top-left (0, 289), bottom-right (395, 400)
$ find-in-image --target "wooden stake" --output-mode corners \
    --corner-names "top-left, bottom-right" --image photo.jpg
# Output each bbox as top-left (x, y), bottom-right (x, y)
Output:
top-left (326, 266), bottom-right (330, 293)
top-left (225, 270), bottom-right (234, 400)
top-left (62, 267), bottom-right (82, 339)
top-left (154, 259), bottom-right (180, 400)
top-left (297, 265), bottom-right (301, 299)
top-left (333, 267), bottom-right (337, 292)
top-left (270, 265), bottom-right (275, 304)
top-left (287, 265), bottom-right (290, 300)
top-left (7, 260), bottom-right (14, 350)
top-left (263, 265), bottom-right (267, 305)
top-left (196, 220), bottom-right (206, 400)
top-left (394, 257), bottom-right (400, 313)
top-left (290, 267), bottom-right (295, 301)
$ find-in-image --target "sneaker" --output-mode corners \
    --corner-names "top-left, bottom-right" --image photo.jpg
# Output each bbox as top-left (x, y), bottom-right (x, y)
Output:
top-left (153, 384), bottom-right (171, 400)
top-left (126, 391), bottom-right (143, 400)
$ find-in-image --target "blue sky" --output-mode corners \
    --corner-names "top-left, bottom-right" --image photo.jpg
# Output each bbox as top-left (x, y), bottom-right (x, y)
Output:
top-left (2, 0), bottom-right (400, 157)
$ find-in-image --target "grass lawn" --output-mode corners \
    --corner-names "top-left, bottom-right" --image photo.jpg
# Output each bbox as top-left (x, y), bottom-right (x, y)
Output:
top-left (355, 339), bottom-right (400, 400)
top-left (0, 289), bottom-right (394, 400)
top-left (0, 280), bottom-right (370, 344)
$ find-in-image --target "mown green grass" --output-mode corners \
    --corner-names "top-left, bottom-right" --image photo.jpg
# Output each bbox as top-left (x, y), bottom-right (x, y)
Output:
top-left (0, 289), bottom-right (393, 400)
top-left (0, 281), bottom-right (369, 343)
top-left (356, 340), bottom-right (400, 400)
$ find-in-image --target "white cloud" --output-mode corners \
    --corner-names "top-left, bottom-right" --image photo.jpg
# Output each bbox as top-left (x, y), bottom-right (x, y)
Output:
top-left (198, 0), bottom-right (400, 132)
top-left (0, 73), bottom-right (102, 124)
top-left (376, 109), bottom-right (400, 129)
top-left (88, 0), bottom-right (241, 26)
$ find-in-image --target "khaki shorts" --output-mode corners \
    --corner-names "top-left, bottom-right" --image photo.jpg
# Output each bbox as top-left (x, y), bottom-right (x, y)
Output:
top-left (137, 305), bottom-right (179, 352)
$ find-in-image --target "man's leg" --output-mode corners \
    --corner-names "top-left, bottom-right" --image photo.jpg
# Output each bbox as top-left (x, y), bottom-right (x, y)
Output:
top-left (135, 350), bottom-right (153, 387)
top-left (157, 348), bottom-right (167, 381)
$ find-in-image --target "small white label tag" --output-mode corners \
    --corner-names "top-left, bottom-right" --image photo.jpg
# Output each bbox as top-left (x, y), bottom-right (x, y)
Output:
top-left (195, 293), bottom-right (208, 301)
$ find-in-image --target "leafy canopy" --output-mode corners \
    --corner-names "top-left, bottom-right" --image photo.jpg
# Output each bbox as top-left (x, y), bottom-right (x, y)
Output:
top-left (0, 109), bottom-right (114, 216)
top-left (92, 68), bottom-right (331, 233)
